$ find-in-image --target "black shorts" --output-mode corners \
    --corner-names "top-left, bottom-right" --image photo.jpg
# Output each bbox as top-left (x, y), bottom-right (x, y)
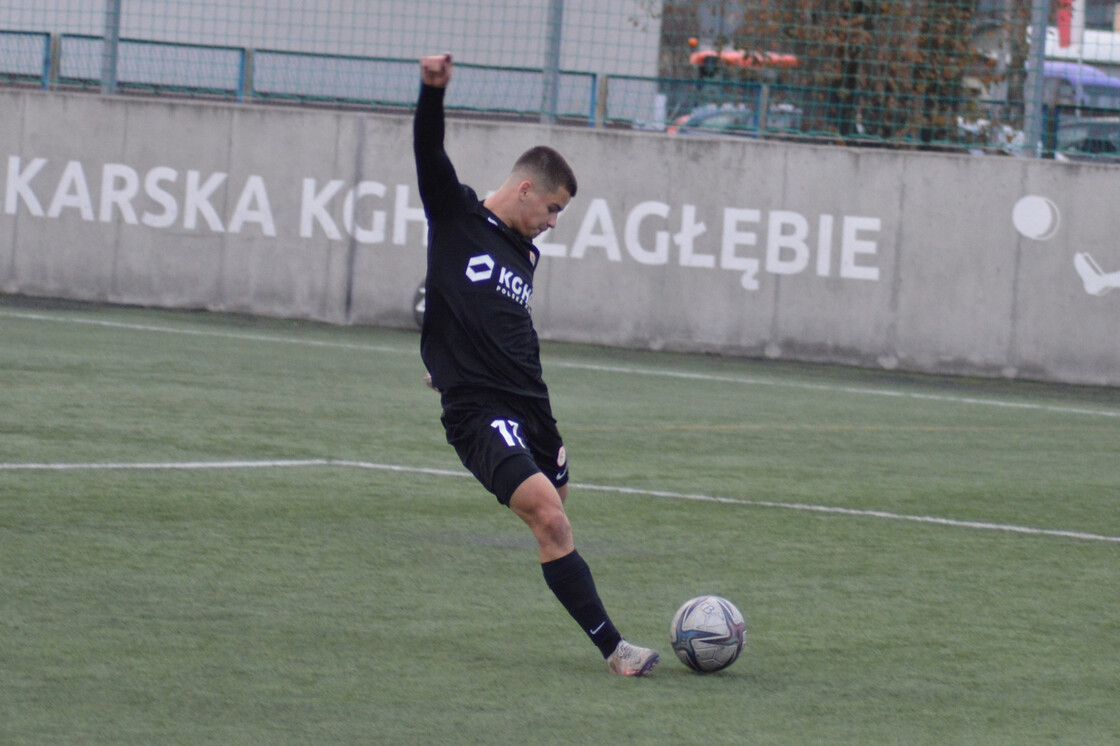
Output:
top-left (440, 389), bottom-right (570, 505)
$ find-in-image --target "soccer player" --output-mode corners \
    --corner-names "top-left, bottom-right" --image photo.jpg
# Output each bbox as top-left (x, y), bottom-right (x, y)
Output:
top-left (414, 53), bottom-right (659, 676)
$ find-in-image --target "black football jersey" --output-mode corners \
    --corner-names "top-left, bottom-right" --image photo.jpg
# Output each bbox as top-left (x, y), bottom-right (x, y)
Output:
top-left (414, 84), bottom-right (549, 400)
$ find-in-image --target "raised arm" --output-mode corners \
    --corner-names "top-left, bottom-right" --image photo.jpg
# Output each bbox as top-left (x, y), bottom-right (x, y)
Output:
top-left (414, 54), bottom-right (461, 220)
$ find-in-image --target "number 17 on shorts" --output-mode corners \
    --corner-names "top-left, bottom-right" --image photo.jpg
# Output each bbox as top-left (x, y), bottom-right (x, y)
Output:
top-left (491, 418), bottom-right (527, 450)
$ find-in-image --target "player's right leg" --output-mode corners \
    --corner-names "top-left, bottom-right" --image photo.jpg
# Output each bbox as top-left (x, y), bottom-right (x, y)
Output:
top-left (507, 472), bottom-right (657, 674)
top-left (507, 472), bottom-right (573, 561)
top-left (442, 398), bottom-right (657, 673)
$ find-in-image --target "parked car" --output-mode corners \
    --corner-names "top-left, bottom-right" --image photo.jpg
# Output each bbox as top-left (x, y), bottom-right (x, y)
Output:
top-left (1054, 116), bottom-right (1120, 163)
top-left (1043, 61), bottom-right (1120, 115)
top-left (666, 102), bottom-right (803, 137)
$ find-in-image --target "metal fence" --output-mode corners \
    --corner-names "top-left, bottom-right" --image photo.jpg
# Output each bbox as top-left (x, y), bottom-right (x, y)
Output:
top-left (2, 1), bottom-right (1120, 160)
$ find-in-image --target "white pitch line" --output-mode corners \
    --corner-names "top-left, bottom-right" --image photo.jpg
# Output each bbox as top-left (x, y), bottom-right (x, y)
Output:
top-left (572, 482), bottom-right (1120, 544)
top-left (6, 308), bottom-right (1120, 418)
top-left (0, 311), bottom-right (404, 354)
top-left (330, 460), bottom-right (471, 480)
top-left (3, 458), bottom-right (1118, 545)
top-left (0, 459), bottom-right (333, 471)
top-left (549, 362), bottom-right (1120, 419)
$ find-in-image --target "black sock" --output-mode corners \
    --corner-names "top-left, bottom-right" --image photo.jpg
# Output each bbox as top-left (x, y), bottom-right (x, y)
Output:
top-left (541, 550), bottom-right (623, 658)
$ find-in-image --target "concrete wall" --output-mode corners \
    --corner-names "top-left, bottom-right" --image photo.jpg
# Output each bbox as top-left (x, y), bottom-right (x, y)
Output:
top-left (3, 90), bottom-right (1119, 386)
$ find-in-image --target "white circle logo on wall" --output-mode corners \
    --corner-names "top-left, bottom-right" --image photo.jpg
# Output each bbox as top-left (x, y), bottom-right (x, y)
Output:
top-left (1011, 194), bottom-right (1119, 297)
top-left (1012, 195), bottom-right (1061, 241)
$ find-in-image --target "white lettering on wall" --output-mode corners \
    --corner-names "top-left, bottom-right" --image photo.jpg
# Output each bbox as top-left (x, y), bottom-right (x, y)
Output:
top-left (624, 201), bottom-right (670, 265)
top-left (301, 178), bottom-right (345, 239)
top-left (47, 161), bottom-right (94, 220)
top-left (676, 204), bottom-right (712, 268)
top-left (721, 208), bottom-right (762, 290)
top-left (142, 167), bottom-right (179, 229)
top-left (392, 183), bottom-right (426, 246)
top-left (548, 203), bottom-right (881, 290)
top-left (570, 198), bottom-right (622, 262)
top-left (840, 216), bottom-right (881, 280)
top-left (342, 181), bottom-right (387, 244)
top-left (2, 154), bottom-right (884, 290)
top-left (184, 170), bottom-right (226, 232)
top-left (228, 175), bottom-right (276, 236)
top-left (816, 214), bottom-right (834, 277)
top-left (6, 156), bottom-right (47, 216)
top-left (766, 210), bottom-right (810, 275)
top-left (99, 164), bottom-right (140, 224)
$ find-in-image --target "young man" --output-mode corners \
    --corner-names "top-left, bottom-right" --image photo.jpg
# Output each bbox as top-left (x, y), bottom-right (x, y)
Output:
top-left (414, 53), bottom-right (658, 676)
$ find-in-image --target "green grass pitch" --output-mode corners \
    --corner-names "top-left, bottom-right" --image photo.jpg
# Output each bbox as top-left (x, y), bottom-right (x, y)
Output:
top-left (2, 296), bottom-right (1118, 744)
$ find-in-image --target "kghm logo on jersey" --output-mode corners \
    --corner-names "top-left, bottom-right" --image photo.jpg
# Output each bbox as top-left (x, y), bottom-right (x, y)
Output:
top-left (465, 254), bottom-right (533, 309)
top-left (466, 254), bottom-right (495, 282)
top-left (496, 266), bottom-right (532, 307)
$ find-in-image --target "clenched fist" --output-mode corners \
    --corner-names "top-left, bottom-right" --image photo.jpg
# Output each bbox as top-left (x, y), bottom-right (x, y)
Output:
top-left (420, 53), bottom-right (452, 88)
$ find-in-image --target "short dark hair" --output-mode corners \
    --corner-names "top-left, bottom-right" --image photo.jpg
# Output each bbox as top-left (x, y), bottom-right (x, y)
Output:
top-left (513, 146), bottom-right (577, 198)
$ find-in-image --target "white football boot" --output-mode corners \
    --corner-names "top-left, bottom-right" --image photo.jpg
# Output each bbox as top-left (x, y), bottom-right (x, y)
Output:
top-left (607, 640), bottom-right (660, 677)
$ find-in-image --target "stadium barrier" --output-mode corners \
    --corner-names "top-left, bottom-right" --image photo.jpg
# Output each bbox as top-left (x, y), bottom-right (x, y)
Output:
top-left (2, 89), bottom-right (1117, 387)
top-left (0, 31), bottom-right (51, 89)
top-left (0, 29), bottom-right (608, 116)
top-left (4, 1), bottom-right (1120, 156)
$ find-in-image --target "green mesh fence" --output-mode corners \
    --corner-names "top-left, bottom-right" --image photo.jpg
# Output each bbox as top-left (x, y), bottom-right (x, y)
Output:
top-left (2, 1), bottom-right (1120, 159)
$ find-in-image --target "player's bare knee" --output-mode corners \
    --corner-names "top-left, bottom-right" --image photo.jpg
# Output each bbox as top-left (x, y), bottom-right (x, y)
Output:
top-left (534, 506), bottom-right (572, 545)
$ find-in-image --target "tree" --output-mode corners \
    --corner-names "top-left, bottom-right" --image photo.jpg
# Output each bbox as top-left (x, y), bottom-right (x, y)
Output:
top-left (746, 0), bottom-right (984, 145)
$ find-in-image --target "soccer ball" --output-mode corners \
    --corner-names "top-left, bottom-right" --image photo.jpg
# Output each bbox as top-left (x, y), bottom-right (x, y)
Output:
top-left (669, 595), bottom-right (746, 673)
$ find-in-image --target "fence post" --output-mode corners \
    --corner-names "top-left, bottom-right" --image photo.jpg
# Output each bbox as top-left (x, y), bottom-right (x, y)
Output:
top-left (1022, 0), bottom-right (1049, 158)
top-left (40, 33), bottom-right (52, 90)
top-left (594, 73), bottom-right (609, 127)
top-left (756, 83), bottom-right (770, 138)
top-left (540, 0), bottom-right (564, 124)
top-left (100, 0), bottom-right (122, 94)
top-left (240, 48), bottom-right (254, 103)
top-left (48, 34), bottom-right (60, 90)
